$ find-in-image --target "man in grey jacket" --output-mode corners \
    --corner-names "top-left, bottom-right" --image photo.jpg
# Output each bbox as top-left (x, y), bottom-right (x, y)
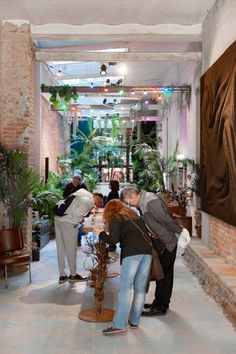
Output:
top-left (121, 186), bottom-right (182, 316)
top-left (54, 188), bottom-right (94, 284)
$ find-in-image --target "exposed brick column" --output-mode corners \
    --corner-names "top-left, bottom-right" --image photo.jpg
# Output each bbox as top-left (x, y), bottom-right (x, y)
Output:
top-left (0, 21), bottom-right (34, 162)
top-left (209, 216), bottom-right (236, 267)
top-left (0, 21), bottom-right (35, 245)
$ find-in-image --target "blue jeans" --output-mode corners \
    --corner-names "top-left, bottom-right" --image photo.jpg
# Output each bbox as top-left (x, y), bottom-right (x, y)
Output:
top-left (112, 254), bottom-right (152, 329)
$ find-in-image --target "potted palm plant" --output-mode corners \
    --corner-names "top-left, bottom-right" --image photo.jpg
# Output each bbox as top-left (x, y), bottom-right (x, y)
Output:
top-left (188, 161), bottom-right (201, 237)
top-left (0, 144), bottom-right (59, 246)
top-left (132, 141), bottom-right (178, 198)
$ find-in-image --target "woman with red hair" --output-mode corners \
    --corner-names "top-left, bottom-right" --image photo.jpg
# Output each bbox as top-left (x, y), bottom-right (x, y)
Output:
top-left (92, 199), bottom-right (152, 336)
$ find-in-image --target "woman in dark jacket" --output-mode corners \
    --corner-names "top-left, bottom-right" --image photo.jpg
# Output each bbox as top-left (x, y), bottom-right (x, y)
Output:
top-left (92, 199), bottom-right (152, 336)
top-left (104, 180), bottom-right (120, 205)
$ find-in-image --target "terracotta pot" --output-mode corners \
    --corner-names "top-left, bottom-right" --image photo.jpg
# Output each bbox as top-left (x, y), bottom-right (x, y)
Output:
top-left (178, 206), bottom-right (187, 217)
top-left (167, 205), bottom-right (186, 217)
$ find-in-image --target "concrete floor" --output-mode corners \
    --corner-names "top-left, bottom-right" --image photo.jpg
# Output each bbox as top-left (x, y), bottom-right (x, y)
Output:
top-left (0, 239), bottom-right (235, 354)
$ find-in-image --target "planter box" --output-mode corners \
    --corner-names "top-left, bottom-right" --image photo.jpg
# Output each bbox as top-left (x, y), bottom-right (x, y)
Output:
top-left (32, 219), bottom-right (50, 250)
top-left (32, 249), bottom-right (40, 262)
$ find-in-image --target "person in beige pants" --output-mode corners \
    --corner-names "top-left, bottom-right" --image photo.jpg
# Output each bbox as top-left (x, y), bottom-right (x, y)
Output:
top-left (54, 189), bottom-right (94, 284)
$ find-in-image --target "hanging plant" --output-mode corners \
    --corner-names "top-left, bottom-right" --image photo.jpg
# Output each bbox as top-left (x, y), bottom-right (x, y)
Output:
top-left (177, 89), bottom-right (191, 112)
top-left (162, 86), bottom-right (174, 115)
top-left (41, 84), bottom-right (79, 110)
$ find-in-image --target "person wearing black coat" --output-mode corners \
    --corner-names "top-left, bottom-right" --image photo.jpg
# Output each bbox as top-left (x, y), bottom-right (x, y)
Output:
top-left (63, 171), bottom-right (87, 198)
top-left (121, 186), bottom-right (182, 316)
top-left (92, 199), bottom-right (152, 336)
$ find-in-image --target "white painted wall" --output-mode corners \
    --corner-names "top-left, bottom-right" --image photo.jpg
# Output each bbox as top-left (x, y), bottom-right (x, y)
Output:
top-left (201, 0), bottom-right (236, 245)
top-left (202, 0), bottom-right (236, 73)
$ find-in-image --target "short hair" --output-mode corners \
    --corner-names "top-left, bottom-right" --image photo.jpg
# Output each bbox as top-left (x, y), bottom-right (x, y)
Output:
top-left (109, 180), bottom-right (120, 192)
top-left (120, 186), bottom-right (139, 201)
top-left (73, 170), bottom-right (81, 178)
top-left (93, 192), bottom-right (104, 199)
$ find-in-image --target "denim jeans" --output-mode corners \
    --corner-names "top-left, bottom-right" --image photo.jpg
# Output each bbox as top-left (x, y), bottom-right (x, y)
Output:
top-left (112, 254), bottom-right (152, 329)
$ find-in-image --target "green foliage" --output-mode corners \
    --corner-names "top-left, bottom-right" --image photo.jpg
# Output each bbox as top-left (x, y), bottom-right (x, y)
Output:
top-left (188, 160), bottom-right (201, 198)
top-left (42, 85), bottom-right (79, 110)
top-left (31, 177), bottom-right (62, 224)
top-left (0, 145), bottom-right (39, 228)
top-left (57, 129), bottom-right (99, 192)
top-left (132, 142), bottom-right (178, 192)
top-left (170, 187), bottom-right (191, 208)
top-left (0, 145), bottom-right (61, 229)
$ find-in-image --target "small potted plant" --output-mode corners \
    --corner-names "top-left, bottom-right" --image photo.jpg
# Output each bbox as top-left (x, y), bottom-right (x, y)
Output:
top-left (170, 186), bottom-right (191, 216)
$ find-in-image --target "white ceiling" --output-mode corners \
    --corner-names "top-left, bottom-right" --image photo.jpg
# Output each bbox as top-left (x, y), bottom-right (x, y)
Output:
top-left (0, 0), bottom-right (218, 118)
top-left (0, 0), bottom-right (216, 26)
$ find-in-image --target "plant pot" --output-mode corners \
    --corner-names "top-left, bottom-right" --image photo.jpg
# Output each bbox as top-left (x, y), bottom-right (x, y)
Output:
top-left (0, 228), bottom-right (23, 246)
top-left (178, 206), bottom-right (187, 217)
top-left (32, 249), bottom-right (40, 262)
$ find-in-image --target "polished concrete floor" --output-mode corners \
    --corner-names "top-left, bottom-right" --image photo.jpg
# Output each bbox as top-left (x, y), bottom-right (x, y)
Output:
top-left (0, 239), bottom-right (235, 354)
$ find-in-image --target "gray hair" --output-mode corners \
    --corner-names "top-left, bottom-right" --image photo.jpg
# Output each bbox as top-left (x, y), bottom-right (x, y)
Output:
top-left (120, 186), bottom-right (139, 200)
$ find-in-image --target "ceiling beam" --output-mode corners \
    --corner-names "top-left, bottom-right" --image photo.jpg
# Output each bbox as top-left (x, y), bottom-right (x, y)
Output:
top-left (36, 51), bottom-right (201, 62)
top-left (41, 85), bottom-right (191, 94)
top-left (31, 23), bottom-right (202, 43)
top-left (35, 41), bottom-right (201, 53)
top-left (51, 74), bottom-right (121, 81)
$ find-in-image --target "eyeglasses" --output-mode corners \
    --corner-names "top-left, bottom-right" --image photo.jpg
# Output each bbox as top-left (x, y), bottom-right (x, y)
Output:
top-left (124, 198), bottom-right (132, 207)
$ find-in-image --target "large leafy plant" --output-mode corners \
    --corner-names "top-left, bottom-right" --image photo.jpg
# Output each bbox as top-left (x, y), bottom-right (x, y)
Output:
top-left (133, 142), bottom-right (178, 192)
top-left (0, 145), bottom-right (58, 229)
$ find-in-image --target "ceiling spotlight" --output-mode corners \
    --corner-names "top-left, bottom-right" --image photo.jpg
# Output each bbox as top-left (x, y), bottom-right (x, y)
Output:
top-left (56, 70), bottom-right (62, 76)
top-left (90, 82), bottom-right (94, 88)
top-left (116, 79), bottom-right (123, 86)
top-left (105, 79), bottom-right (110, 86)
top-left (103, 99), bottom-right (107, 105)
top-left (113, 99), bottom-right (117, 104)
top-left (100, 64), bottom-right (107, 76)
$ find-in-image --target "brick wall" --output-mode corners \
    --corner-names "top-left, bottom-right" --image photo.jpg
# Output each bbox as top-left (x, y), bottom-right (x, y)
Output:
top-left (209, 215), bottom-right (236, 267)
top-left (0, 22), bottom-right (34, 162)
top-left (0, 22), bottom-right (34, 243)
top-left (40, 96), bottom-right (70, 179)
top-left (185, 239), bottom-right (236, 329)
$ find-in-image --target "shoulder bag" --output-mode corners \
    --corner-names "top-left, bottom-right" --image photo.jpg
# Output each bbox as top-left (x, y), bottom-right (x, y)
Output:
top-left (130, 219), bottom-right (164, 282)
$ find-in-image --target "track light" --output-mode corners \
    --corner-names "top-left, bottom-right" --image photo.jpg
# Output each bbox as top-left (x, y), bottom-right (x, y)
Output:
top-left (100, 64), bottom-right (107, 76)
top-left (116, 79), bottom-right (123, 86)
top-left (103, 99), bottom-right (107, 105)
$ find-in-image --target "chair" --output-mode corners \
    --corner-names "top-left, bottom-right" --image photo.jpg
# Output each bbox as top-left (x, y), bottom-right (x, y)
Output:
top-left (0, 229), bottom-right (31, 289)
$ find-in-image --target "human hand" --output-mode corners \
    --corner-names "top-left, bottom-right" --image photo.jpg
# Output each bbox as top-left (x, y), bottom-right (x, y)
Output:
top-left (92, 226), bottom-right (104, 235)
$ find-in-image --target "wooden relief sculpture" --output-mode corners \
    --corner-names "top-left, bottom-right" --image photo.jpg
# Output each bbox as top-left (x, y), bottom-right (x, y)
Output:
top-left (201, 41), bottom-right (236, 226)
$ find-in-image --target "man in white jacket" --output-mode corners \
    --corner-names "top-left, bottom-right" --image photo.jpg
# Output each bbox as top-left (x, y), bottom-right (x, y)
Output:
top-left (54, 189), bottom-right (94, 284)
